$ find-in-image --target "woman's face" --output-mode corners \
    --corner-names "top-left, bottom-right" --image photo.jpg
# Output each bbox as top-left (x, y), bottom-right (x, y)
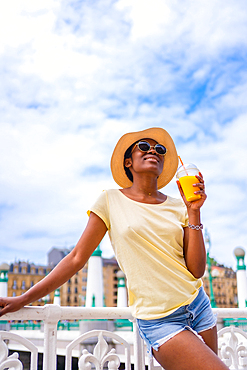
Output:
top-left (125, 138), bottom-right (165, 180)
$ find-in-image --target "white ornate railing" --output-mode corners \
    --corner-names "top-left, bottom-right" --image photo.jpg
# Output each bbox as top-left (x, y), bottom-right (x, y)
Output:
top-left (215, 308), bottom-right (247, 370)
top-left (1, 306), bottom-right (247, 370)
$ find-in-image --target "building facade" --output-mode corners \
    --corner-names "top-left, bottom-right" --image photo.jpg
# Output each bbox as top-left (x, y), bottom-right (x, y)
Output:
top-left (8, 261), bottom-right (53, 306)
top-left (7, 252), bottom-right (121, 307)
top-left (103, 257), bottom-right (119, 307)
top-left (57, 258), bottom-right (120, 307)
top-left (60, 263), bottom-right (88, 306)
top-left (202, 265), bottom-right (238, 308)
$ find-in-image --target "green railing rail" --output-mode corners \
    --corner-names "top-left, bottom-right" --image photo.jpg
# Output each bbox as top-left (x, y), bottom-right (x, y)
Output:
top-left (10, 321), bottom-right (42, 330)
top-left (57, 321), bottom-right (80, 330)
top-left (223, 318), bottom-right (247, 331)
top-left (9, 319), bottom-right (133, 331)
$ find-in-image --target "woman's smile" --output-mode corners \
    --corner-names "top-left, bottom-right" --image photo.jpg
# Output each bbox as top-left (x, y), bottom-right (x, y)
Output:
top-left (143, 155), bottom-right (160, 163)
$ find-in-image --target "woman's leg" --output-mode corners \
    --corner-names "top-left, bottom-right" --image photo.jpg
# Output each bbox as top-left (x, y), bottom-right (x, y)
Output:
top-left (152, 329), bottom-right (229, 370)
top-left (199, 325), bottom-right (218, 354)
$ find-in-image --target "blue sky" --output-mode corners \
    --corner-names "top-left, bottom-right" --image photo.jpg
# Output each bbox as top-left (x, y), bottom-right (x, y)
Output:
top-left (0, 0), bottom-right (247, 269)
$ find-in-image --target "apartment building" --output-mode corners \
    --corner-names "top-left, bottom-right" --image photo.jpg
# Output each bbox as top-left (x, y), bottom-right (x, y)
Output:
top-left (7, 250), bottom-right (121, 307)
top-left (8, 261), bottom-right (53, 305)
top-left (202, 265), bottom-right (238, 308)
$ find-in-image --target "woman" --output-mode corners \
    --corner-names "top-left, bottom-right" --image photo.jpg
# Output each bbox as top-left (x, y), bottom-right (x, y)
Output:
top-left (0, 128), bottom-right (228, 370)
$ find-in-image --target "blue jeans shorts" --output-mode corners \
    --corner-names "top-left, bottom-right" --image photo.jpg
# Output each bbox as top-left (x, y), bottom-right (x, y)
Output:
top-left (136, 287), bottom-right (217, 355)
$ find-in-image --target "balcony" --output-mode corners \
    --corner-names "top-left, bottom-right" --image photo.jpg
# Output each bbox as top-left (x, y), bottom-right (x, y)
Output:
top-left (1, 306), bottom-right (247, 370)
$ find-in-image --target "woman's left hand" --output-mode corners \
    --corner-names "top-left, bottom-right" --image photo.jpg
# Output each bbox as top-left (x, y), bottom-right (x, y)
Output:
top-left (176, 172), bottom-right (207, 210)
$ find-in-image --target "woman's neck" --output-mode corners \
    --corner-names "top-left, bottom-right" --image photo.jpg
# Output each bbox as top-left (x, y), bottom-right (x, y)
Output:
top-left (131, 175), bottom-right (158, 194)
top-left (120, 178), bottom-right (167, 204)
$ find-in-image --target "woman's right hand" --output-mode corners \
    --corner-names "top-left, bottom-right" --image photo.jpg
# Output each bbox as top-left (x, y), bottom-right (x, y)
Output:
top-left (0, 296), bottom-right (25, 317)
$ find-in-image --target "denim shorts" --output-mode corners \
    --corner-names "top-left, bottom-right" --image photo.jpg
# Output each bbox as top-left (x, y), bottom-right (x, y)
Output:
top-left (136, 287), bottom-right (217, 355)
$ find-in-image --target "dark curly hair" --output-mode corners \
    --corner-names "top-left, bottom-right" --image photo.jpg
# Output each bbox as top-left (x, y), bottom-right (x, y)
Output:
top-left (123, 142), bottom-right (137, 182)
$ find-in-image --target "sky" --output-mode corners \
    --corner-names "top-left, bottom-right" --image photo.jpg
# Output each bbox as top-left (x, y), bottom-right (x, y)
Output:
top-left (0, 0), bottom-right (247, 270)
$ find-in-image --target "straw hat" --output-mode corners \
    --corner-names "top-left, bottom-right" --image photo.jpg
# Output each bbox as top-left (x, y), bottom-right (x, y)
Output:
top-left (110, 127), bottom-right (178, 189)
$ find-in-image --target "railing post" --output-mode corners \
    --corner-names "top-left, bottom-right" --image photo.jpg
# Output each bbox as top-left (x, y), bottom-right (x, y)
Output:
top-left (132, 319), bottom-right (145, 370)
top-left (43, 304), bottom-right (61, 370)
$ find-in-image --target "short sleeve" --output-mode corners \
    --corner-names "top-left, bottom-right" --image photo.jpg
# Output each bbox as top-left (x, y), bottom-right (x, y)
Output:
top-left (180, 200), bottom-right (189, 227)
top-left (87, 190), bottom-right (110, 230)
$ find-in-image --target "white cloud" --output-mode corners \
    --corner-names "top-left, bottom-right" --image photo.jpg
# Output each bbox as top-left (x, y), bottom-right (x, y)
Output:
top-left (116, 0), bottom-right (174, 40)
top-left (0, 1), bottom-right (59, 52)
top-left (0, 0), bottom-right (246, 271)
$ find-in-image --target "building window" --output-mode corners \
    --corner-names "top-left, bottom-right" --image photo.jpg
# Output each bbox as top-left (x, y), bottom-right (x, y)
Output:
top-left (74, 296), bottom-right (78, 303)
top-left (12, 280), bottom-right (17, 289)
top-left (12, 292), bottom-right (16, 297)
top-left (75, 287), bottom-right (78, 294)
top-left (75, 278), bottom-right (78, 284)
top-left (22, 281), bottom-right (26, 290)
top-left (30, 281), bottom-right (34, 287)
top-left (68, 287), bottom-right (71, 293)
top-left (82, 287), bottom-right (86, 291)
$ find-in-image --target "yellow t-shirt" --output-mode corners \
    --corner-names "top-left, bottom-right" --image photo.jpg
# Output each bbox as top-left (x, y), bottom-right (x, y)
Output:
top-left (88, 189), bottom-right (202, 320)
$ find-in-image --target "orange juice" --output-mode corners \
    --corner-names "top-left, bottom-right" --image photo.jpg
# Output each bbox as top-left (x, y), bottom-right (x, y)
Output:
top-left (179, 175), bottom-right (201, 202)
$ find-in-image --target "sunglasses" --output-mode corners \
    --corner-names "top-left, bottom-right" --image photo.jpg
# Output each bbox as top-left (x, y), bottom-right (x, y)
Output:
top-left (132, 141), bottom-right (167, 156)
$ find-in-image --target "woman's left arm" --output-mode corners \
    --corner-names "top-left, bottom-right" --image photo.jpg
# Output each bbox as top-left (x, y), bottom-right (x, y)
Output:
top-left (177, 174), bottom-right (207, 279)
